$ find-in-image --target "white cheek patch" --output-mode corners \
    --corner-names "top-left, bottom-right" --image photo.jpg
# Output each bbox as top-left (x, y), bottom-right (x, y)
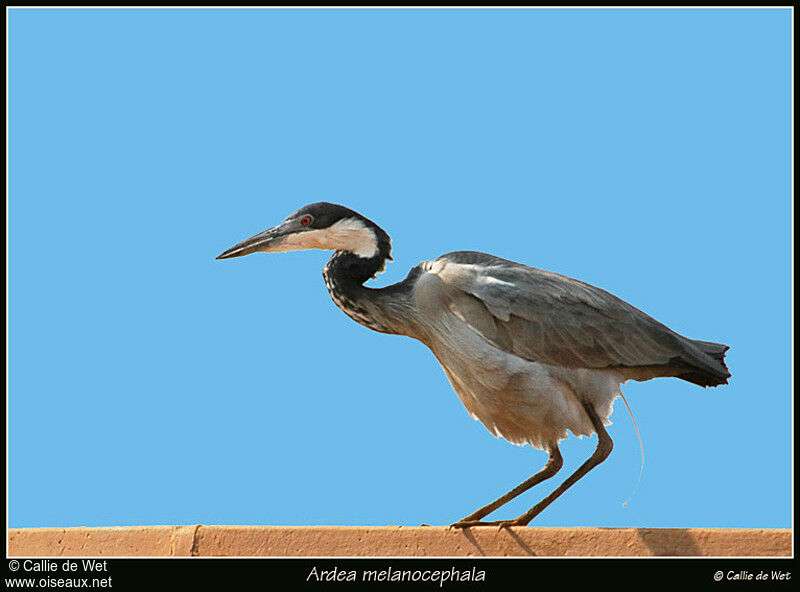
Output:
top-left (263, 218), bottom-right (380, 258)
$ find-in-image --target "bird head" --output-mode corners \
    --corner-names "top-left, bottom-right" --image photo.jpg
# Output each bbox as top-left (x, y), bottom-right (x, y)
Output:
top-left (216, 202), bottom-right (392, 263)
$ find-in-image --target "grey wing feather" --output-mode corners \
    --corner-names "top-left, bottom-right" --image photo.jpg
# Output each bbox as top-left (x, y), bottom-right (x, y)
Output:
top-left (425, 251), bottom-right (730, 385)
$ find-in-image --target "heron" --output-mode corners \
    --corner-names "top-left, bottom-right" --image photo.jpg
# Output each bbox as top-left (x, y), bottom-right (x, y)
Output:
top-left (216, 202), bottom-right (730, 528)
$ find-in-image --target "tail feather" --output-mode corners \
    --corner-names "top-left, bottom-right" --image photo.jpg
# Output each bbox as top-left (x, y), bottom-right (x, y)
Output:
top-left (678, 339), bottom-right (731, 388)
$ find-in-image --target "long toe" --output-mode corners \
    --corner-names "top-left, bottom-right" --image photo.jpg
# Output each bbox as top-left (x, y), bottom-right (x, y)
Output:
top-left (450, 519), bottom-right (506, 529)
top-left (495, 518), bottom-right (529, 530)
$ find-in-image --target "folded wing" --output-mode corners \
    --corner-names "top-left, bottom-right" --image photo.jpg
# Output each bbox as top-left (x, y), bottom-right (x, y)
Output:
top-left (421, 251), bottom-right (729, 386)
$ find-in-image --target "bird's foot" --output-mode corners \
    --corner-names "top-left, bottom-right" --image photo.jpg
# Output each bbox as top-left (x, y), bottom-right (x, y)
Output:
top-left (493, 518), bottom-right (529, 530)
top-left (449, 519), bottom-right (491, 529)
top-left (449, 518), bottom-right (528, 530)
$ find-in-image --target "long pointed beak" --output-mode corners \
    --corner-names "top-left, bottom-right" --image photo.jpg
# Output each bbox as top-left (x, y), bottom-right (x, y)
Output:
top-left (216, 223), bottom-right (291, 260)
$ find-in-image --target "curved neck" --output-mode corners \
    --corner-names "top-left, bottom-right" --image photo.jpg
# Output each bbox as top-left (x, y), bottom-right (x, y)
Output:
top-left (324, 251), bottom-right (387, 287)
top-left (322, 251), bottom-right (416, 337)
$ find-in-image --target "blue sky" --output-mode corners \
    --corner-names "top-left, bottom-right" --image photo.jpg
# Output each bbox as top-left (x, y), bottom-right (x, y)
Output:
top-left (9, 8), bottom-right (791, 529)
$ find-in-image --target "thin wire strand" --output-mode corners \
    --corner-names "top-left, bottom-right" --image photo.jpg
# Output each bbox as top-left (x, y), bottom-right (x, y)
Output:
top-left (619, 391), bottom-right (644, 508)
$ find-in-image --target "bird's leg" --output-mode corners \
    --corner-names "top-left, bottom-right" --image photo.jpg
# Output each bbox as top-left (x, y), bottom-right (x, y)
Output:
top-left (455, 399), bottom-right (613, 529)
top-left (499, 400), bottom-right (613, 528)
top-left (450, 446), bottom-right (563, 529)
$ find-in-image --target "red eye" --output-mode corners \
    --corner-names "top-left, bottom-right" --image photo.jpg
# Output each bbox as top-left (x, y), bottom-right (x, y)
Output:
top-left (300, 215), bottom-right (312, 227)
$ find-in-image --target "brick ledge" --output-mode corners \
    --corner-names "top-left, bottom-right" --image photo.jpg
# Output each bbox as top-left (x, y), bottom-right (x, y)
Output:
top-left (8, 526), bottom-right (791, 557)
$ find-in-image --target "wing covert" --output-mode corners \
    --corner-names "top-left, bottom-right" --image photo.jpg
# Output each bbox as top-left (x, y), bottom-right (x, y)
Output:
top-left (423, 251), bottom-right (687, 370)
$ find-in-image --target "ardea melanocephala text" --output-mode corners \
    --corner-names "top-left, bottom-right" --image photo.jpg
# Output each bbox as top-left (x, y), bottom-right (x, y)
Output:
top-left (217, 202), bottom-right (730, 528)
